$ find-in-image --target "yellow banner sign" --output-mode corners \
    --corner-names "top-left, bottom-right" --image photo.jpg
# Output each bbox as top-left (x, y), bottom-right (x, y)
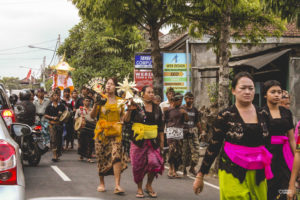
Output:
top-left (165, 64), bottom-right (186, 69)
top-left (163, 72), bottom-right (184, 76)
top-left (164, 82), bottom-right (185, 86)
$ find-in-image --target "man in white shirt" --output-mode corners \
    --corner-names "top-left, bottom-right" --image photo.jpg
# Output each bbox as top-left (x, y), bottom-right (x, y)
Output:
top-left (33, 88), bottom-right (50, 122)
top-left (159, 87), bottom-right (175, 113)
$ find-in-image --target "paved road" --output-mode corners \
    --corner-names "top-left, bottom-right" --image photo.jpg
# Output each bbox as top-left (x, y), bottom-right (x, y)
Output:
top-left (24, 146), bottom-right (220, 200)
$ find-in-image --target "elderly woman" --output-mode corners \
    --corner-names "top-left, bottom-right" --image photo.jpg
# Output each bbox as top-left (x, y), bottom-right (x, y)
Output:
top-left (193, 72), bottom-right (272, 200)
top-left (124, 85), bottom-right (164, 198)
top-left (90, 77), bottom-right (127, 195)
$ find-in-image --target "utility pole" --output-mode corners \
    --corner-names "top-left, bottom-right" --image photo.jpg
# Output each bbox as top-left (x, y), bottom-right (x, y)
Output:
top-left (42, 56), bottom-right (46, 90)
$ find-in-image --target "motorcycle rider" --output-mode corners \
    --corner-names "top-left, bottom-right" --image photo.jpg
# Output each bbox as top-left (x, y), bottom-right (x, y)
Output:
top-left (33, 88), bottom-right (50, 122)
top-left (33, 88), bottom-right (51, 144)
top-left (15, 89), bottom-right (36, 126)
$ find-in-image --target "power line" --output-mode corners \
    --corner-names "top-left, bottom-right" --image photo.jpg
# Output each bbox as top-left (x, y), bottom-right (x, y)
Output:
top-left (48, 41), bottom-right (59, 66)
top-left (0, 45), bottom-right (56, 55)
top-left (0, 39), bottom-right (57, 52)
top-left (0, 57), bottom-right (44, 60)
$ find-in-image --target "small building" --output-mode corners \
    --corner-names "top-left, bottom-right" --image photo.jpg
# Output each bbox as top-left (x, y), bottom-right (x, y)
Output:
top-left (160, 22), bottom-right (300, 123)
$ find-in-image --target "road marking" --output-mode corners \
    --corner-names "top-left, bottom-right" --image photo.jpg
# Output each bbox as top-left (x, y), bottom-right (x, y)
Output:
top-left (51, 165), bottom-right (71, 182)
top-left (164, 166), bottom-right (220, 190)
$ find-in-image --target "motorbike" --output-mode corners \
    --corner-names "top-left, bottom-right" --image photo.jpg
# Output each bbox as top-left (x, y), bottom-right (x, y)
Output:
top-left (11, 122), bottom-right (49, 166)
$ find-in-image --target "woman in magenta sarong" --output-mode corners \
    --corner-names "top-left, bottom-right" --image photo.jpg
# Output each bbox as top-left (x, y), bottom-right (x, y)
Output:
top-left (124, 86), bottom-right (164, 198)
top-left (262, 80), bottom-right (295, 200)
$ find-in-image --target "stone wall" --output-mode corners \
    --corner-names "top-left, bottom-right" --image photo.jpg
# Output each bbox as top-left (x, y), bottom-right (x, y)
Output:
top-left (190, 42), bottom-right (292, 109)
top-left (289, 58), bottom-right (300, 124)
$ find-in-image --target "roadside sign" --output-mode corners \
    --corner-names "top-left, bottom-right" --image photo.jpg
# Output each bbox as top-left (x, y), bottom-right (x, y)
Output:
top-left (163, 53), bottom-right (191, 101)
top-left (135, 55), bottom-right (152, 69)
top-left (134, 69), bottom-right (153, 91)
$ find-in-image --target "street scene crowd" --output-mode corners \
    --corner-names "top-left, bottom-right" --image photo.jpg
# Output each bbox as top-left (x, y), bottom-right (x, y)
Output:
top-left (11, 72), bottom-right (300, 200)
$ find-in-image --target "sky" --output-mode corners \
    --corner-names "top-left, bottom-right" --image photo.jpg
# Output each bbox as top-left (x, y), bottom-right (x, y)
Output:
top-left (0, 0), bottom-right (170, 80)
top-left (0, 0), bottom-right (80, 79)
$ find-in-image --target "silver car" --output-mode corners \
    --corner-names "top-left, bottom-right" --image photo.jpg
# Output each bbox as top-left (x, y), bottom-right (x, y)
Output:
top-left (0, 118), bottom-right (25, 200)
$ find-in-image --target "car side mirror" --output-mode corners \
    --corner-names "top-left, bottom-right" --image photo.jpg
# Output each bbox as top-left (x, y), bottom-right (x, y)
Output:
top-left (10, 123), bottom-right (31, 137)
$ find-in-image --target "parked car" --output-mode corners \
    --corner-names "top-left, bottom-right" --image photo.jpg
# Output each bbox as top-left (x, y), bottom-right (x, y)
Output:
top-left (0, 83), bottom-right (16, 129)
top-left (0, 118), bottom-right (25, 200)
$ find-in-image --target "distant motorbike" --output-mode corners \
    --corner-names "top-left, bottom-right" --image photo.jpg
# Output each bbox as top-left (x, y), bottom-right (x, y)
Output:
top-left (36, 113), bottom-right (50, 145)
top-left (11, 123), bottom-right (48, 166)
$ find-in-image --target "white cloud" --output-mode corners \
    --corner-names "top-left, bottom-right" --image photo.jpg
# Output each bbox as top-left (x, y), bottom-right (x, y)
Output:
top-left (0, 0), bottom-right (80, 79)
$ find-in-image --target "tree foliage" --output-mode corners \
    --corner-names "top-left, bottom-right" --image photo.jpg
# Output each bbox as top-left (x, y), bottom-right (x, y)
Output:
top-left (57, 18), bottom-right (146, 88)
top-left (71, 0), bottom-right (180, 96)
top-left (170, 0), bottom-right (286, 110)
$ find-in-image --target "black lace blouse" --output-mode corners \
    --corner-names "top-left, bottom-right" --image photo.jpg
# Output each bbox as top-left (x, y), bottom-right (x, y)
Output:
top-left (129, 103), bottom-right (164, 148)
top-left (199, 105), bottom-right (269, 185)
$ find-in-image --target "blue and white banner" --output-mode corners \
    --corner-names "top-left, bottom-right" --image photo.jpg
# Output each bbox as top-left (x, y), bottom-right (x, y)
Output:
top-left (135, 55), bottom-right (152, 69)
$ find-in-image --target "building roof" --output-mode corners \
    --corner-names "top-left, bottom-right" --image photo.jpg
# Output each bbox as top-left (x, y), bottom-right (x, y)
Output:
top-left (161, 22), bottom-right (300, 50)
top-left (270, 22), bottom-right (300, 37)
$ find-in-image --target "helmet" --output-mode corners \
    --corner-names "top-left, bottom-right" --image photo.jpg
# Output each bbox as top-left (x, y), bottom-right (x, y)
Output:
top-left (19, 89), bottom-right (31, 101)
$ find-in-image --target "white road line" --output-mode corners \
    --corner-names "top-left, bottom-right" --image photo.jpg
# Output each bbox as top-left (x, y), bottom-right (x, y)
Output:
top-left (164, 166), bottom-right (220, 190)
top-left (51, 165), bottom-right (71, 182)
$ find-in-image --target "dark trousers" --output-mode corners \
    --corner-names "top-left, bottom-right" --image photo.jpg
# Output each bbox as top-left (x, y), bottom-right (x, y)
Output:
top-left (49, 124), bottom-right (63, 157)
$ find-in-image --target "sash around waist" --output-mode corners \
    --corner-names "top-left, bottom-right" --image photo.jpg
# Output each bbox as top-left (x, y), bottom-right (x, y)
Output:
top-left (132, 123), bottom-right (158, 140)
top-left (224, 142), bottom-right (273, 180)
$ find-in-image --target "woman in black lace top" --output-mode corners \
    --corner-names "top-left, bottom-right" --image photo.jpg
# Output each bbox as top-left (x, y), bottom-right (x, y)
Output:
top-left (193, 72), bottom-right (272, 200)
top-left (262, 80), bottom-right (295, 200)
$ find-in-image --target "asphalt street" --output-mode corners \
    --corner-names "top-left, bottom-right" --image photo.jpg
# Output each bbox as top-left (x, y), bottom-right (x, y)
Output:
top-left (24, 144), bottom-right (220, 200)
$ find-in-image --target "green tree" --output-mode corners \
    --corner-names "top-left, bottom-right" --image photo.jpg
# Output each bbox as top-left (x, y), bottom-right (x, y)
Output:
top-left (0, 77), bottom-right (21, 90)
top-left (57, 18), bottom-right (145, 88)
top-left (71, 0), bottom-right (179, 96)
top-left (266, 0), bottom-right (300, 28)
top-left (171, 0), bottom-right (285, 111)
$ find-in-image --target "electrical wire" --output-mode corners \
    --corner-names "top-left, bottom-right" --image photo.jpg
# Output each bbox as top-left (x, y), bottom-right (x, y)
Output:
top-left (0, 39), bottom-right (57, 52)
top-left (48, 40), bottom-right (59, 66)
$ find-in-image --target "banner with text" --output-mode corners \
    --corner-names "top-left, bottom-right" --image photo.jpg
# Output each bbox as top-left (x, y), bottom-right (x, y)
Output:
top-left (134, 69), bottom-right (153, 91)
top-left (135, 55), bottom-right (152, 69)
top-left (163, 53), bottom-right (191, 101)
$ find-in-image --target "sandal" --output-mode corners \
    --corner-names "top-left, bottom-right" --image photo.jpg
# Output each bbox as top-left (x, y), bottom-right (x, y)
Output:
top-left (87, 159), bottom-right (95, 163)
top-left (174, 173), bottom-right (181, 179)
top-left (97, 186), bottom-right (106, 192)
top-left (144, 189), bottom-right (157, 198)
top-left (114, 188), bottom-right (125, 195)
top-left (136, 193), bottom-right (144, 198)
top-left (79, 156), bottom-right (84, 161)
top-left (167, 173), bottom-right (175, 179)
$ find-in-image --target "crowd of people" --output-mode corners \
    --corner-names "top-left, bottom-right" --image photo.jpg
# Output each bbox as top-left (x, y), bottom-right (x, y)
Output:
top-left (11, 72), bottom-right (300, 199)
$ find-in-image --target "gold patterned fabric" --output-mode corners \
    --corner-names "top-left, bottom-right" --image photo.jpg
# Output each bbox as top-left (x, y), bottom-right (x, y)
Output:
top-left (94, 96), bottom-right (127, 176)
top-left (94, 96), bottom-right (124, 143)
top-left (95, 138), bottom-right (127, 176)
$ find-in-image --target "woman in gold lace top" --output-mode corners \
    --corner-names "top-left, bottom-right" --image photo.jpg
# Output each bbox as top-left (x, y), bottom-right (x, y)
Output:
top-left (90, 77), bottom-right (127, 195)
